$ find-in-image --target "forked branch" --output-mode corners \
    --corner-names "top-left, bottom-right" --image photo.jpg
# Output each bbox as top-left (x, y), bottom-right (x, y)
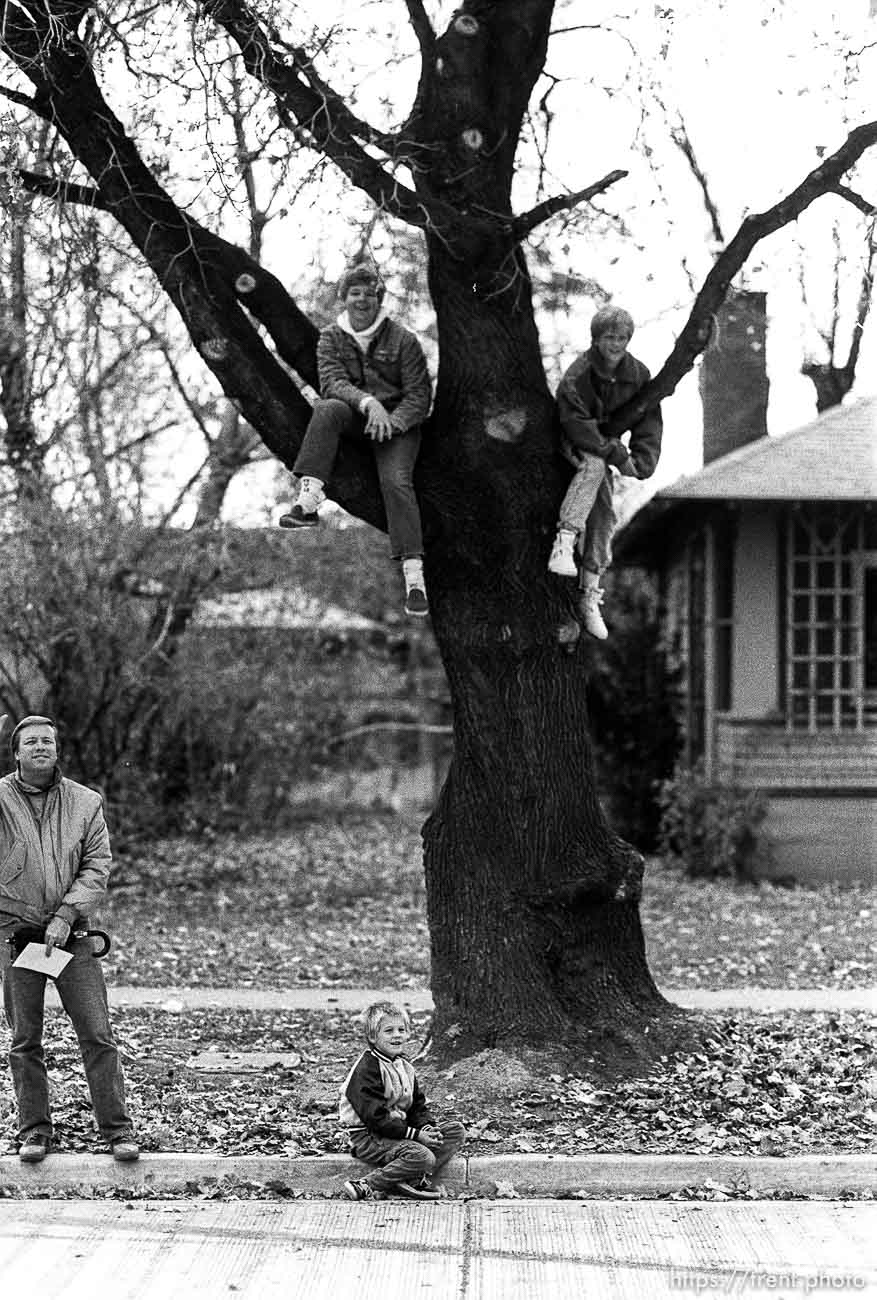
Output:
top-left (602, 121), bottom-right (877, 436)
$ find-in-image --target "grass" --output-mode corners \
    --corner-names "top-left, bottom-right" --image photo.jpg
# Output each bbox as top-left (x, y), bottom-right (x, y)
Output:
top-left (1, 814), bottom-right (873, 1176)
top-left (99, 814), bottom-right (874, 991)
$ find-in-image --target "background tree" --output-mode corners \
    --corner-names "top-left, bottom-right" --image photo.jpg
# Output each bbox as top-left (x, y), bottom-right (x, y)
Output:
top-left (1, 0), bottom-right (875, 1068)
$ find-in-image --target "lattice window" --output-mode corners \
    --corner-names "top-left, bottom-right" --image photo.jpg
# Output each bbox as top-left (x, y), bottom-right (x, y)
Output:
top-left (785, 507), bottom-right (872, 731)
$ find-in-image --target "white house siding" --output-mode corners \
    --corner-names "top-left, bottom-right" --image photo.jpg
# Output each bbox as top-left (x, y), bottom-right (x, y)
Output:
top-left (760, 797), bottom-right (877, 887)
top-left (731, 507), bottom-right (780, 718)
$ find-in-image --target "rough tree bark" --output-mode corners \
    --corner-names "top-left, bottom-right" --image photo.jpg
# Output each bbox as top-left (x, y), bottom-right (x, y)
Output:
top-left (2, 0), bottom-right (876, 1066)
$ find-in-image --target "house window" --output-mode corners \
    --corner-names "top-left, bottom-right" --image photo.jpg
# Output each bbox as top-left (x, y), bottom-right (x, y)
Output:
top-left (785, 507), bottom-right (873, 732)
top-left (865, 566), bottom-right (877, 723)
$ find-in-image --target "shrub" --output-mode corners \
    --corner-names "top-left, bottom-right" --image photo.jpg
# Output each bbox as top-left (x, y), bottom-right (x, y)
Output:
top-left (656, 760), bottom-right (769, 880)
top-left (587, 568), bottom-right (682, 849)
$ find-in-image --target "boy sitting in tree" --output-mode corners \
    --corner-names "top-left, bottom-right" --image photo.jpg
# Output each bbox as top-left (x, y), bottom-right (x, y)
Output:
top-left (548, 305), bottom-right (663, 639)
top-left (279, 262), bottom-right (432, 618)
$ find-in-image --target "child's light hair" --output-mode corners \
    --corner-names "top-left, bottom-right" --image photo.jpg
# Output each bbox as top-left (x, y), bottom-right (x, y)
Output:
top-left (590, 305), bottom-right (634, 340)
top-left (361, 1001), bottom-right (411, 1044)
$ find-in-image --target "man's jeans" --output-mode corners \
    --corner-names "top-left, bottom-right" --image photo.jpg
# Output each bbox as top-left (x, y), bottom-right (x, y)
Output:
top-left (558, 451), bottom-right (616, 575)
top-left (1, 934), bottom-right (131, 1143)
top-left (351, 1119), bottom-right (466, 1191)
top-left (294, 398), bottom-right (423, 557)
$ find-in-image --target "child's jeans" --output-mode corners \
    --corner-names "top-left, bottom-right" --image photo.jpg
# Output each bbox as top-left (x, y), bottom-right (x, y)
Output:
top-left (558, 451), bottom-right (616, 575)
top-left (293, 398), bottom-right (423, 558)
top-left (351, 1119), bottom-right (466, 1191)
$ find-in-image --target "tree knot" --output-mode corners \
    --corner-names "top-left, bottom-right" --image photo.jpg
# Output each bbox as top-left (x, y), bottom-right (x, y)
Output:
top-left (484, 407), bottom-right (526, 443)
top-left (202, 338), bottom-right (229, 362)
top-left (453, 15), bottom-right (480, 36)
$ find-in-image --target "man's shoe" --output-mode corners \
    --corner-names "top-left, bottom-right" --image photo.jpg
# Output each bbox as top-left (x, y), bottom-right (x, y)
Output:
top-left (343, 1178), bottom-right (381, 1200)
top-left (404, 584), bottom-right (429, 618)
top-left (19, 1131), bottom-right (50, 1163)
top-left (110, 1134), bottom-right (140, 1162)
top-left (396, 1177), bottom-right (444, 1200)
top-left (279, 504), bottom-right (319, 528)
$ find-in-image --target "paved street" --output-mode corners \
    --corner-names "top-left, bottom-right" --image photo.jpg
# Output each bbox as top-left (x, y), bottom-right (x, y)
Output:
top-left (0, 1198), bottom-right (874, 1299)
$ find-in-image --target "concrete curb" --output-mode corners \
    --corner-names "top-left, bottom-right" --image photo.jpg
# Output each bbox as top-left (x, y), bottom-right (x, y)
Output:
top-left (46, 986), bottom-right (876, 1013)
top-left (0, 1153), bottom-right (873, 1197)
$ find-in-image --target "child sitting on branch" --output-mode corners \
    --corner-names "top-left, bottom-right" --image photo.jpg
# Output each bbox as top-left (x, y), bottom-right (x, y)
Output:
top-left (549, 305), bottom-right (663, 639)
top-left (280, 262), bottom-right (432, 618)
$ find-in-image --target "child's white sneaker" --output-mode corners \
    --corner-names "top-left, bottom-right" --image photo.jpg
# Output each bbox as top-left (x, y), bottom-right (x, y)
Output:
top-left (402, 556), bottom-right (429, 618)
top-left (579, 572), bottom-right (608, 640)
top-left (548, 529), bottom-right (577, 578)
top-left (279, 476), bottom-right (325, 528)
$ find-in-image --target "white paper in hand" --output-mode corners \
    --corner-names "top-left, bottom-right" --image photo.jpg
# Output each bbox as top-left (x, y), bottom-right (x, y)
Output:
top-left (12, 943), bottom-right (74, 978)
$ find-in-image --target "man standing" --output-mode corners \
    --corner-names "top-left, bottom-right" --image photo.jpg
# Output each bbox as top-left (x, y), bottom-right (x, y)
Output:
top-left (0, 714), bottom-right (138, 1164)
top-left (279, 261), bottom-right (433, 617)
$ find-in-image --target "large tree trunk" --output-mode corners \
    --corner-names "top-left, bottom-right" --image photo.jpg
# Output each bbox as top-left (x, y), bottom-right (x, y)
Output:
top-left (423, 646), bottom-right (668, 1057)
top-left (417, 242), bottom-right (670, 1063)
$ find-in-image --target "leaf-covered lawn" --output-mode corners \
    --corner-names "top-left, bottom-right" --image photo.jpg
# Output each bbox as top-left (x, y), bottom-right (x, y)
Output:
top-left (1, 1007), bottom-right (873, 1160)
top-left (100, 816), bottom-right (874, 990)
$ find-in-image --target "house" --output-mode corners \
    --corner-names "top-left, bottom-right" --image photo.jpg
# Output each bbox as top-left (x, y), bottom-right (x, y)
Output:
top-left (617, 291), bottom-right (876, 884)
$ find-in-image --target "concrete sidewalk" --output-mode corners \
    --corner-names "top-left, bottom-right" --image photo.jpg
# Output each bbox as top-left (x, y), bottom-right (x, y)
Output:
top-left (46, 985), bottom-right (876, 1012)
top-left (0, 1198), bottom-right (873, 1299)
top-left (1, 1152), bottom-right (873, 1197)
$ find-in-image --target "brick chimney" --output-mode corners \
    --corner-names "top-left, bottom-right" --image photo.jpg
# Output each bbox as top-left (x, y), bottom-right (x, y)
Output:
top-left (698, 288), bottom-right (769, 464)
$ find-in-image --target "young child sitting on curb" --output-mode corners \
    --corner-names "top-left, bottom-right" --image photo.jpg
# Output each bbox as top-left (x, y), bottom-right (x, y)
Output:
top-left (339, 1001), bottom-right (465, 1200)
top-left (548, 305), bottom-right (663, 639)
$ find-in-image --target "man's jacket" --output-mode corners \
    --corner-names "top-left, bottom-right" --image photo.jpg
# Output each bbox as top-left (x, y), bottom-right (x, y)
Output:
top-left (0, 770), bottom-right (112, 929)
top-left (339, 1048), bottom-right (434, 1140)
top-left (556, 347), bottom-right (663, 478)
top-left (317, 316), bottom-right (432, 433)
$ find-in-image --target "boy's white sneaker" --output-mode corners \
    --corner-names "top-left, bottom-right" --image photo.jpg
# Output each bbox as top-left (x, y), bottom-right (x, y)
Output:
top-left (402, 557), bottom-right (429, 618)
top-left (579, 575), bottom-right (608, 640)
top-left (548, 529), bottom-right (578, 578)
top-left (279, 476), bottom-right (325, 528)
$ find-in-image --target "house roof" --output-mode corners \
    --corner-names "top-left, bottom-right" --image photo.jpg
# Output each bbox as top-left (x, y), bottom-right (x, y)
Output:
top-left (193, 587), bottom-right (385, 633)
top-left (658, 396), bottom-right (877, 502)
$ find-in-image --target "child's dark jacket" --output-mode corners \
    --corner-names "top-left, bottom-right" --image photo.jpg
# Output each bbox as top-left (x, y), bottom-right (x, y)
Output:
top-left (339, 1048), bottom-right (434, 1141)
top-left (317, 317), bottom-right (431, 434)
top-left (556, 347), bottom-right (663, 478)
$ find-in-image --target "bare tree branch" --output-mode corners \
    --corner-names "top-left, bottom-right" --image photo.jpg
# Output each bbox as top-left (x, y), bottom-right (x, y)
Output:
top-left (201, 0), bottom-right (461, 233)
top-left (833, 183), bottom-right (877, 216)
top-left (404, 0), bottom-right (436, 57)
top-left (18, 169), bottom-right (107, 208)
top-left (0, 82), bottom-right (43, 112)
top-left (670, 121), bottom-right (725, 245)
top-left (603, 121), bottom-right (877, 436)
top-left (514, 170), bottom-right (628, 239)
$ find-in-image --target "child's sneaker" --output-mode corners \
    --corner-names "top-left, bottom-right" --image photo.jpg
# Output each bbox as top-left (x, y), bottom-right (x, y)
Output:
top-left (343, 1178), bottom-right (380, 1200)
top-left (402, 557), bottom-right (429, 618)
top-left (278, 503), bottom-right (319, 528)
top-left (578, 575), bottom-right (608, 640)
top-left (279, 476), bottom-right (324, 528)
top-left (396, 1177), bottom-right (444, 1200)
top-left (548, 529), bottom-right (578, 577)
